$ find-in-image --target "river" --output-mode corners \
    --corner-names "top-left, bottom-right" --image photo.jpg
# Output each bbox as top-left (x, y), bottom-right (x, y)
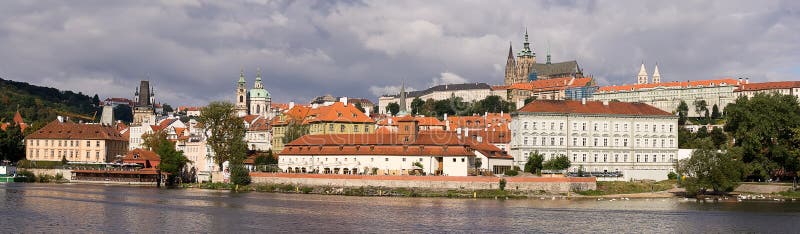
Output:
top-left (1, 183), bottom-right (799, 233)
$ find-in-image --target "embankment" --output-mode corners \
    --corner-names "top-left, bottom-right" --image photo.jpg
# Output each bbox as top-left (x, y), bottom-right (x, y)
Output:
top-left (250, 173), bottom-right (596, 193)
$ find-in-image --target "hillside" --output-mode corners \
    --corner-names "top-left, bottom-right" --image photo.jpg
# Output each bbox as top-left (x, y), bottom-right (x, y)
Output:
top-left (0, 77), bottom-right (100, 132)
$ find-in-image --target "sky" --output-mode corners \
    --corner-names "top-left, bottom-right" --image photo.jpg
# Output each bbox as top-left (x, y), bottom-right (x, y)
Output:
top-left (0, 0), bottom-right (798, 106)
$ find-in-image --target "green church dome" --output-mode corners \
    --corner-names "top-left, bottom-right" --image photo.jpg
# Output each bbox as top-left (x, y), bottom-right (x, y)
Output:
top-left (249, 88), bottom-right (270, 98)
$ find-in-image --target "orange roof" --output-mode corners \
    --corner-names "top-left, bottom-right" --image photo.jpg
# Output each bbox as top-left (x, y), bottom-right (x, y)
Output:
top-left (507, 77), bottom-right (594, 91)
top-left (271, 103), bottom-right (290, 110)
top-left (174, 127), bottom-right (187, 136)
top-left (248, 117), bottom-right (270, 131)
top-left (282, 133), bottom-right (511, 159)
top-left (122, 148), bottom-right (160, 168)
top-left (598, 78), bottom-right (738, 92)
top-left (303, 102), bottom-right (374, 124)
top-left (378, 116), bottom-right (444, 126)
top-left (519, 100), bottom-right (673, 116)
top-left (26, 120), bottom-right (127, 141)
top-left (447, 113), bottom-right (511, 131)
top-left (735, 81), bottom-right (800, 92)
top-left (241, 115), bottom-right (260, 124)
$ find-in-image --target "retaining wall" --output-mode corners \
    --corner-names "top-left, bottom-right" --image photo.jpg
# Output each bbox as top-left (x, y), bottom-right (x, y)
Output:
top-left (250, 173), bottom-right (596, 193)
top-left (21, 168), bottom-right (73, 180)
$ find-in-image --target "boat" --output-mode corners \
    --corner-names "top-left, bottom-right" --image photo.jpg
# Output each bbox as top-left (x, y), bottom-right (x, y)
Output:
top-left (0, 165), bottom-right (17, 182)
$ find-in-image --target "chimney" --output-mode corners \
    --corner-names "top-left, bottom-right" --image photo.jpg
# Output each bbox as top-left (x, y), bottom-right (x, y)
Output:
top-left (57, 116), bottom-right (64, 123)
top-left (738, 78), bottom-right (742, 85)
top-left (339, 97), bottom-right (348, 106)
top-left (289, 102), bottom-right (295, 109)
top-left (464, 128), bottom-right (469, 137)
top-left (745, 78), bottom-right (749, 84)
top-left (581, 98), bottom-right (587, 105)
top-left (476, 135), bottom-right (483, 143)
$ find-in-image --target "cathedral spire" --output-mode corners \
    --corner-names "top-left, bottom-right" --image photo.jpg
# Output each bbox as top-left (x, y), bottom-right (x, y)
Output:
top-left (518, 28), bottom-right (534, 57)
top-left (652, 63), bottom-right (661, 84)
top-left (238, 67), bottom-right (245, 83)
top-left (398, 80), bottom-right (408, 116)
top-left (637, 62), bottom-right (649, 84)
top-left (546, 41), bottom-right (551, 64)
top-left (507, 41), bottom-right (514, 60)
top-left (254, 67), bottom-right (264, 89)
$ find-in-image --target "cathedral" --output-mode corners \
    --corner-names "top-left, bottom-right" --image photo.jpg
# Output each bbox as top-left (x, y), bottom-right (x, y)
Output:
top-left (235, 68), bottom-right (272, 117)
top-left (504, 30), bottom-right (585, 86)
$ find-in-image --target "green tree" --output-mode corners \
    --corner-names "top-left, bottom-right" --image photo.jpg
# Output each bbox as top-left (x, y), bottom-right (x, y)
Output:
top-left (710, 127), bottom-right (727, 148)
top-left (283, 120), bottom-right (309, 144)
top-left (198, 101), bottom-right (248, 171)
top-left (711, 104), bottom-right (721, 119)
top-left (92, 94), bottom-right (100, 106)
top-left (162, 104), bottom-right (174, 113)
top-left (229, 163), bottom-right (251, 186)
top-left (113, 105), bottom-right (133, 123)
top-left (410, 97), bottom-right (424, 116)
top-left (542, 154), bottom-right (571, 171)
top-left (524, 152), bottom-right (544, 173)
top-left (386, 102), bottom-right (400, 116)
top-left (0, 123), bottom-right (25, 162)
top-left (141, 130), bottom-right (169, 152)
top-left (677, 100), bottom-right (689, 126)
top-left (693, 99), bottom-right (708, 117)
top-left (724, 94), bottom-right (800, 180)
top-left (676, 139), bottom-right (744, 196)
top-left (354, 102), bottom-right (365, 113)
top-left (153, 137), bottom-right (190, 185)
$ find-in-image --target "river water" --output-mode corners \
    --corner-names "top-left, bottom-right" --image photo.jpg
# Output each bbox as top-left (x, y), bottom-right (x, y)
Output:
top-left (1, 183), bottom-right (799, 233)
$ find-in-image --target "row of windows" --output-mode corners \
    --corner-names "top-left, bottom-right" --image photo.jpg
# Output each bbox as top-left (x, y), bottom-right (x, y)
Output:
top-left (521, 137), bottom-right (675, 148)
top-left (553, 153), bottom-right (675, 163)
top-left (313, 124), bottom-right (371, 133)
top-left (521, 121), bottom-right (674, 134)
top-left (282, 157), bottom-right (468, 163)
top-left (30, 139), bottom-right (101, 147)
top-left (28, 149), bottom-right (102, 161)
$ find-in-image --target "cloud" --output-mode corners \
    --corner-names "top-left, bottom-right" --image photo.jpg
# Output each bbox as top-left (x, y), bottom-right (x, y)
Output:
top-left (431, 72), bottom-right (468, 86)
top-left (368, 85), bottom-right (417, 97)
top-left (0, 0), bottom-right (796, 107)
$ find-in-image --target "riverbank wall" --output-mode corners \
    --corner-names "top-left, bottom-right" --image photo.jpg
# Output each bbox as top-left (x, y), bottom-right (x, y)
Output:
top-left (250, 173), bottom-right (596, 193)
top-left (21, 168), bottom-right (73, 180)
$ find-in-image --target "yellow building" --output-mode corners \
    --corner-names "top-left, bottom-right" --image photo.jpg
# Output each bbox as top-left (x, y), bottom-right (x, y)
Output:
top-left (271, 102), bottom-right (374, 152)
top-left (25, 119), bottom-right (129, 163)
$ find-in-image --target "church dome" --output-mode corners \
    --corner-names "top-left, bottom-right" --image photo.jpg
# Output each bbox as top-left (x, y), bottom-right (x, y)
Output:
top-left (249, 88), bottom-right (270, 98)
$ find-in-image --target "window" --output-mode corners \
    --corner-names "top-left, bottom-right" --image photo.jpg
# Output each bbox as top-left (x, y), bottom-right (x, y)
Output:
top-left (603, 154), bottom-right (607, 162)
top-left (550, 122), bottom-right (555, 130)
top-left (624, 139), bottom-right (628, 147)
top-left (524, 122), bottom-right (529, 129)
top-left (354, 125), bottom-right (359, 132)
top-left (559, 123), bottom-right (564, 130)
top-left (582, 138), bottom-right (587, 146)
top-left (340, 125), bottom-right (345, 132)
top-left (572, 138), bottom-right (577, 146)
top-left (329, 125), bottom-right (334, 131)
top-left (636, 155), bottom-right (641, 162)
top-left (644, 155), bottom-right (649, 162)
top-left (96, 141), bottom-right (100, 147)
top-left (593, 124), bottom-right (598, 131)
top-left (559, 138), bottom-right (564, 146)
top-left (582, 123), bottom-right (586, 131)
top-left (661, 155), bottom-right (666, 162)
top-left (582, 154), bottom-right (586, 162)
top-left (593, 138), bottom-right (598, 146)
top-left (550, 138), bottom-right (555, 145)
top-left (670, 125), bottom-right (674, 133)
top-left (603, 138), bottom-right (608, 147)
top-left (624, 154), bottom-right (628, 162)
top-left (614, 154), bottom-right (619, 162)
top-left (523, 137), bottom-right (528, 145)
top-left (670, 139), bottom-right (674, 147)
top-left (533, 137), bottom-right (537, 146)
top-left (385, 158), bottom-right (389, 162)
top-left (573, 154), bottom-right (577, 162)
top-left (532, 122), bottom-right (536, 129)
top-left (402, 158), bottom-right (406, 162)
top-left (594, 154), bottom-right (598, 162)
top-left (453, 158), bottom-right (456, 162)
top-left (86, 141), bottom-right (90, 147)
top-left (541, 137), bottom-right (546, 146)
top-left (419, 158), bottom-right (423, 162)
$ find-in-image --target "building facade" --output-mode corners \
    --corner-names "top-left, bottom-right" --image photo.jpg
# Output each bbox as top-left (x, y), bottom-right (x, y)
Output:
top-left (734, 80), bottom-right (800, 99)
top-left (279, 118), bottom-right (513, 176)
top-left (591, 65), bottom-right (739, 117)
top-left (496, 77), bottom-right (597, 105)
top-left (25, 119), bottom-right (129, 163)
top-left (271, 101), bottom-right (375, 152)
top-left (511, 100), bottom-right (679, 181)
top-left (378, 83), bottom-right (499, 115)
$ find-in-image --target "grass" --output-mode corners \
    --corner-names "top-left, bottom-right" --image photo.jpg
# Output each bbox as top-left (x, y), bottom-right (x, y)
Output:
top-left (186, 182), bottom-right (529, 199)
top-left (778, 190), bottom-right (800, 198)
top-left (578, 180), bottom-right (676, 196)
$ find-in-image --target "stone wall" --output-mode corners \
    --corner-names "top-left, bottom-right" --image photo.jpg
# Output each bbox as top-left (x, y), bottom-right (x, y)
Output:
top-left (250, 173), bottom-right (596, 193)
top-left (21, 168), bottom-right (73, 180)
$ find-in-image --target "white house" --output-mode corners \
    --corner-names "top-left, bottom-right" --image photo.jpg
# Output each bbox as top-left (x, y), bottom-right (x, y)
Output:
top-left (511, 99), bottom-right (679, 181)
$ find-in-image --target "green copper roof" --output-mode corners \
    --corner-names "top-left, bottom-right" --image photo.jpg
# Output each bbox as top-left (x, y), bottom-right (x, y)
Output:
top-left (249, 88), bottom-right (270, 98)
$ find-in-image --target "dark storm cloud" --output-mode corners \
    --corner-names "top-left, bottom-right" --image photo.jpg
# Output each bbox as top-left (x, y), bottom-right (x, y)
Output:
top-left (0, 0), bottom-right (797, 106)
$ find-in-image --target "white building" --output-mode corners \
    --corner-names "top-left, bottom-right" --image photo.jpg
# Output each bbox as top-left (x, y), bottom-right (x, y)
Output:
top-left (279, 117), bottom-right (513, 176)
top-left (511, 99), bottom-right (679, 181)
top-left (378, 83), bottom-right (504, 115)
top-left (128, 117), bottom-right (185, 150)
top-left (591, 64), bottom-right (740, 117)
top-left (734, 80), bottom-right (800, 99)
top-left (242, 115), bottom-right (271, 151)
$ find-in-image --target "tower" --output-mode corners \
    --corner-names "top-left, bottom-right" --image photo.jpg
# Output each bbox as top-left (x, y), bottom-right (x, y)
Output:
top-left (652, 64), bottom-right (661, 84)
top-left (248, 67), bottom-right (271, 117)
top-left (132, 80), bottom-right (155, 125)
top-left (637, 62), bottom-right (649, 84)
top-left (504, 42), bottom-right (516, 86)
top-left (546, 42), bottom-right (551, 65)
top-left (514, 29), bottom-right (536, 84)
top-left (235, 68), bottom-right (248, 117)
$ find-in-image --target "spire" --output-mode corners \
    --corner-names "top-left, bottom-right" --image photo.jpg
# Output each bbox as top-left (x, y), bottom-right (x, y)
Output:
top-left (507, 41), bottom-right (514, 60)
top-left (238, 67), bottom-right (246, 83)
top-left (637, 62), bottom-right (649, 84)
top-left (256, 67), bottom-right (262, 81)
top-left (652, 63), bottom-right (661, 84)
top-left (398, 80), bottom-right (408, 116)
top-left (254, 67), bottom-right (264, 89)
top-left (546, 41), bottom-right (551, 64)
top-left (518, 28), bottom-right (534, 57)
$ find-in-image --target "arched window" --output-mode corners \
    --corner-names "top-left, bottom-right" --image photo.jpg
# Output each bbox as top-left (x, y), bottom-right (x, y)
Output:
top-left (256, 105), bottom-right (261, 113)
top-left (239, 95), bottom-right (243, 103)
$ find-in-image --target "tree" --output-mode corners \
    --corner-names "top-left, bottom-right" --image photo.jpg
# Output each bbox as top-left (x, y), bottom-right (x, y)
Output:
top-left (283, 121), bottom-right (309, 144)
top-left (677, 100), bottom-right (689, 126)
top-left (141, 130), bottom-right (169, 152)
top-left (524, 152), bottom-right (544, 173)
top-left (410, 97), bottom-right (424, 116)
top-left (524, 96), bottom-right (537, 105)
top-left (229, 163), bottom-right (251, 186)
top-left (92, 94), bottom-right (100, 106)
top-left (724, 94), bottom-right (800, 180)
top-left (386, 102), bottom-right (400, 116)
top-left (254, 150), bottom-right (278, 165)
top-left (693, 99), bottom-right (708, 117)
top-left (710, 127), bottom-right (727, 148)
top-left (113, 105), bottom-right (133, 123)
top-left (711, 104), bottom-right (721, 119)
top-left (354, 102), bottom-right (365, 113)
top-left (154, 137), bottom-right (190, 185)
top-left (162, 104), bottom-right (174, 113)
top-left (0, 123), bottom-right (25, 162)
top-left (676, 139), bottom-right (744, 196)
top-left (198, 101), bottom-right (248, 171)
top-left (542, 155), bottom-right (571, 171)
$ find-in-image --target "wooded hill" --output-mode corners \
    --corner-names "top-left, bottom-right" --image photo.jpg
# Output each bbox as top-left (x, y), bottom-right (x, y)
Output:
top-left (0, 77), bottom-right (100, 133)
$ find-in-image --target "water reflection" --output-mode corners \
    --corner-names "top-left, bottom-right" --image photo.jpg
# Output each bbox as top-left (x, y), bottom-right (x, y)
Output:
top-left (2, 183), bottom-right (800, 233)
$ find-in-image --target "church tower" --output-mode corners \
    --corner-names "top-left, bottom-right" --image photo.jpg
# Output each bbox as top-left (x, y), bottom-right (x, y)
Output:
top-left (652, 64), bottom-right (661, 84)
top-left (235, 68), bottom-right (248, 117)
top-left (637, 62), bottom-right (649, 84)
top-left (248, 68), bottom-right (271, 117)
top-left (514, 29), bottom-right (536, 84)
top-left (504, 42), bottom-right (516, 86)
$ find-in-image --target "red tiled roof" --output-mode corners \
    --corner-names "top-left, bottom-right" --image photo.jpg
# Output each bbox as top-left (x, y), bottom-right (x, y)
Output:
top-left (248, 117), bottom-right (270, 131)
top-left (518, 100), bottom-right (673, 116)
top-left (241, 115), bottom-right (260, 124)
top-left (122, 149), bottom-right (160, 168)
top-left (598, 78), bottom-right (738, 92)
top-left (26, 120), bottom-right (128, 141)
top-left (735, 81), bottom-right (800, 92)
top-left (447, 113), bottom-right (511, 131)
top-left (282, 133), bottom-right (511, 159)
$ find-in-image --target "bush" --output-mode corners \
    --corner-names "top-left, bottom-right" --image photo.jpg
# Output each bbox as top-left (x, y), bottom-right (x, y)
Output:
top-left (230, 164), bottom-right (252, 186)
top-left (499, 179), bottom-right (507, 191)
top-left (667, 172), bottom-right (678, 180)
top-left (504, 170), bottom-right (518, 176)
top-left (17, 170), bottom-right (36, 182)
top-left (37, 174), bottom-right (54, 183)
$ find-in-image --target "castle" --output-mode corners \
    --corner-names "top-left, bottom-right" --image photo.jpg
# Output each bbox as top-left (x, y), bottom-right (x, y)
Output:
top-left (504, 30), bottom-right (584, 86)
top-left (235, 68), bottom-right (272, 117)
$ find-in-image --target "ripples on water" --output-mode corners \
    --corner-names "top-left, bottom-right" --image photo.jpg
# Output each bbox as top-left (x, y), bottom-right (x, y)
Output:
top-left (1, 183), bottom-right (800, 233)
